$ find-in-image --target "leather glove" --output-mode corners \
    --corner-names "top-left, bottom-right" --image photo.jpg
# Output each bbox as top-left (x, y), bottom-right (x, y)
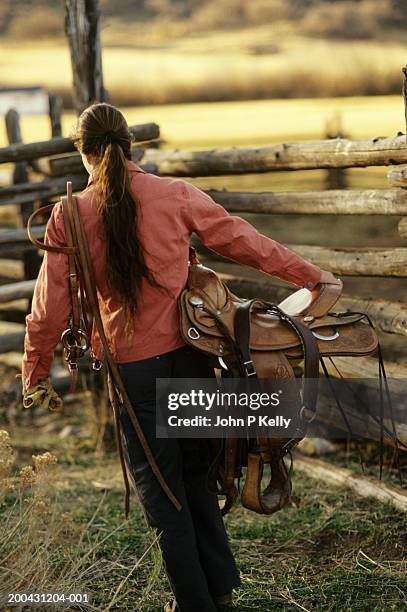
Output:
top-left (23, 378), bottom-right (63, 412)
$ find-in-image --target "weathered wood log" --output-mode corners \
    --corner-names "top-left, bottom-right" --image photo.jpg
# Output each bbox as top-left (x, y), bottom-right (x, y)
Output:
top-left (199, 242), bottom-right (407, 277)
top-left (290, 245), bottom-right (407, 278)
top-left (36, 145), bottom-right (145, 177)
top-left (0, 224), bottom-right (44, 257)
top-left (9, 182), bottom-right (407, 217)
top-left (223, 275), bottom-right (407, 337)
top-left (141, 136), bottom-right (407, 176)
top-left (0, 245), bottom-right (37, 257)
top-left (322, 355), bottom-right (407, 379)
top-left (0, 123), bottom-right (160, 164)
top-left (0, 259), bottom-right (25, 280)
top-left (314, 385), bottom-right (407, 449)
top-left (2, 181), bottom-right (406, 218)
top-left (0, 331), bottom-right (25, 353)
top-left (0, 175), bottom-right (87, 207)
top-left (207, 188), bottom-right (407, 216)
top-left (48, 93), bottom-right (63, 138)
top-left (0, 280), bottom-right (36, 303)
top-left (65, 0), bottom-right (107, 113)
top-left (324, 115), bottom-right (348, 190)
top-left (387, 165), bottom-right (407, 187)
top-left (0, 226), bottom-right (45, 244)
top-left (5, 109), bottom-right (28, 186)
top-left (293, 455), bottom-right (407, 511)
top-left (398, 217), bottom-right (407, 239)
top-left (403, 65), bottom-right (407, 143)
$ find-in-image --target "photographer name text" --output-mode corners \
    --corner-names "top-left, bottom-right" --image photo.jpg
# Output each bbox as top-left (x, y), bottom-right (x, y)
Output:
top-left (167, 415), bottom-right (291, 428)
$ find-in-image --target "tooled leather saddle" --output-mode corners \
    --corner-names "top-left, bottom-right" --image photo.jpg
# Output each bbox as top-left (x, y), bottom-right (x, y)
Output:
top-left (178, 248), bottom-right (380, 515)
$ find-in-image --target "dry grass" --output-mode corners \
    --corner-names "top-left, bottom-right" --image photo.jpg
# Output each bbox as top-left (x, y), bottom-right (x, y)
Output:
top-left (1, 423), bottom-right (405, 611)
top-left (302, 0), bottom-right (395, 40)
top-left (0, 24), bottom-right (405, 106)
top-left (1, 95), bottom-right (403, 151)
top-left (0, 429), bottom-right (161, 610)
top-left (4, 0), bottom-right (406, 40)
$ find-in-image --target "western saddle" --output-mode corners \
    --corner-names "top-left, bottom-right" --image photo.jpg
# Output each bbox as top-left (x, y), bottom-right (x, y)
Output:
top-left (178, 248), bottom-right (384, 515)
top-left (28, 184), bottom-right (397, 518)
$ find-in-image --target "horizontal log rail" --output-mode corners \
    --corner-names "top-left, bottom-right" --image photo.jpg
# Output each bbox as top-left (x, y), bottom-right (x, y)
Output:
top-left (141, 135), bottom-right (407, 176)
top-left (198, 241), bottom-right (407, 277)
top-left (293, 455), bottom-right (407, 511)
top-left (322, 354), bottom-right (407, 379)
top-left (388, 165), bottom-right (407, 188)
top-left (0, 123), bottom-right (160, 164)
top-left (0, 175), bottom-right (87, 207)
top-left (0, 331), bottom-right (25, 353)
top-left (0, 280), bottom-right (35, 303)
top-left (35, 145), bottom-right (145, 177)
top-left (398, 217), bottom-right (407, 238)
top-left (314, 391), bottom-right (407, 450)
top-left (5, 180), bottom-right (407, 217)
top-left (291, 244), bottom-right (407, 278)
top-left (207, 188), bottom-right (407, 216)
top-left (0, 226), bottom-right (45, 244)
top-left (3, 226), bottom-right (407, 277)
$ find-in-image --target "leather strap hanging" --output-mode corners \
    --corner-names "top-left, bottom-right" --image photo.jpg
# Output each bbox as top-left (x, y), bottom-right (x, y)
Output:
top-left (27, 183), bottom-right (182, 518)
top-left (66, 183), bottom-right (182, 517)
top-left (28, 201), bottom-right (88, 390)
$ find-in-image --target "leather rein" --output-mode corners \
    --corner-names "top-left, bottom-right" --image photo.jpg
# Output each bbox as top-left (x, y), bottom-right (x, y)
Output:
top-left (27, 184), bottom-right (182, 518)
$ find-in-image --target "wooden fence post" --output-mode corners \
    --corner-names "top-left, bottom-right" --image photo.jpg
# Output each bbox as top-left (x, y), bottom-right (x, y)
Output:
top-left (402, 65), bottom-right (407, 142)
top-left (324, 114), bottom-right (348, 190)
top-left (48, 93), bottom-right (63, 138)
top-left (5, 109), bottom-right (41, 289)
top-left (64, 0), bottom-right (109, 114)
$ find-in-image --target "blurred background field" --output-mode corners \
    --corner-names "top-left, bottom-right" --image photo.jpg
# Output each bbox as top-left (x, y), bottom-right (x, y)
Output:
top-left (0, 2), bottom-right (407, 608)
top-left (1, 1), bottom-right (407, 106)
top-left (1, 1), bottom-right (407, 195)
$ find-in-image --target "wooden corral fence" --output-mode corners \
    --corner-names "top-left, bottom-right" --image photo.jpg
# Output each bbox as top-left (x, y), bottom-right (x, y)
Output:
top-left (0, 0), bottom-right (405, 509)
top-left (1, 120), bottom-right (407, 400)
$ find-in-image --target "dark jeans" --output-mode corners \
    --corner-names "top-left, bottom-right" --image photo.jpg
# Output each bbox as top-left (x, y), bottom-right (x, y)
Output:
top-left (117, 345), bottom-right (241, 612)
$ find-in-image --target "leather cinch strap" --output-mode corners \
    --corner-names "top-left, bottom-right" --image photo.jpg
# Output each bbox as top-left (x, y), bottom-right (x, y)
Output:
top-left (234, 299), bottom-right (320, 453)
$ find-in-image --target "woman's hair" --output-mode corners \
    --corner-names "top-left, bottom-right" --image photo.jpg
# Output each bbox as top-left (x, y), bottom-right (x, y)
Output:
top-left (72, 103), bottom-right (159, 337)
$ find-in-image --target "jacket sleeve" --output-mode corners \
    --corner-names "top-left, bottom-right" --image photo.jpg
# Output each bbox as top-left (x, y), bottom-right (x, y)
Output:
top-left (22, 201), bottom-right (70, 390)
top-left (179, 181), bottom-right (323, 289)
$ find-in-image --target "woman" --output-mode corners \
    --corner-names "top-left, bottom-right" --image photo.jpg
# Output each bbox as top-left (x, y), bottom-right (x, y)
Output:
top-left (22, 103), bottom-right (339, 611)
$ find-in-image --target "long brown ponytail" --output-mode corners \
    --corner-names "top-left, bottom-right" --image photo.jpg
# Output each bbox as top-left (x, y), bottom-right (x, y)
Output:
top-left (72, 103), bottom-right (158, 336)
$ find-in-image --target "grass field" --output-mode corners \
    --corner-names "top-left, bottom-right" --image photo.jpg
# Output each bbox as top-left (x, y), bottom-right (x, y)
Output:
top-left (0, 25), bottom-right (406, 107)
top-left (1, 387), bottom-right (406, 612)
top-left (1, 94), bottom-right (405, 150)
top-left (1, 94), bottom-right (405, 194)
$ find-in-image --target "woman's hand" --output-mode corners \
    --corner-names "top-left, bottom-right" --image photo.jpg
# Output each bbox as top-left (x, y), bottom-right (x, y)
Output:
top-left (22, 378), bottom-right (63, 412)
top-left (308, 269), bottom-right (343, 312)
top-left (317, 269), bottom-right (342, 285)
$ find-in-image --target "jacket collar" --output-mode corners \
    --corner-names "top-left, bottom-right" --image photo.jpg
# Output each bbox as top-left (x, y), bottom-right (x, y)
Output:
top-left (86, 158), bottom-right (146, 187)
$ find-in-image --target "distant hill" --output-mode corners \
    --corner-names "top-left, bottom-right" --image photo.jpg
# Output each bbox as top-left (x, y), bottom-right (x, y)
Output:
top-left (2, 0), bottom-right (407, 40)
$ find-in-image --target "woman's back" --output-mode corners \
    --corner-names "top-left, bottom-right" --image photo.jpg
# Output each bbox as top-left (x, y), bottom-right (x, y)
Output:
top-left (77, 159), bottom-right (190, 362)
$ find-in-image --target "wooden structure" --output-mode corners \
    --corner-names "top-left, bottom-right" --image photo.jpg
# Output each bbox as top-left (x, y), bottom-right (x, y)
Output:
top-left (0, 0), bottom-right (405, 474)
top-left (1, 125), bottom-right (406, 375)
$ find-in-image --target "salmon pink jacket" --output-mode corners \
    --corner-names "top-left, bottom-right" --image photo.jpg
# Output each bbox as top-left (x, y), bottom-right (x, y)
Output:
top-left (22, 160), bottom-right (323, 390)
